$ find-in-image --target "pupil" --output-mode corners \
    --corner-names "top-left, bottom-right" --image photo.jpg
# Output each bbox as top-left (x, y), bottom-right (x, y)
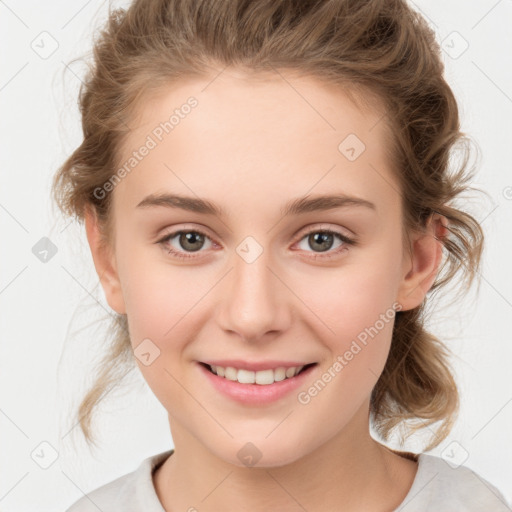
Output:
top-left (181, 232), bottom-right (204, 252)
top-left (310, 232), bottom-right (333, 252)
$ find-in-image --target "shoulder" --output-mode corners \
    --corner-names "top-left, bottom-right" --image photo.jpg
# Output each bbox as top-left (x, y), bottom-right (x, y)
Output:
top-left (395, 453), bottom-right (512, 512)
top-left (65, 450), bottom-right (173, 512)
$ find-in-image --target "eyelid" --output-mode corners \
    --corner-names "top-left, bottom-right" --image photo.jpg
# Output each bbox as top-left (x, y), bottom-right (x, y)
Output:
top-left (157, 222), bottom-right (357, 259)
top-left (158, 223), bottom-right (355, 244)
top-left (294, 222), bottom-right (356, 241)
top-left (158, 223), bottom-right (218, 242)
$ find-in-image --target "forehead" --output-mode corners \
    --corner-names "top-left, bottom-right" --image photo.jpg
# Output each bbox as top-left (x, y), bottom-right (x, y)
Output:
top-left (125, 68), bottom-right (390, 144)
top-left (113, 69), bottom-right (400, 216)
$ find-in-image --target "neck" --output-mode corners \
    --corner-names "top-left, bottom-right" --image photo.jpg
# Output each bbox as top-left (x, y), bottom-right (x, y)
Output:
top-left (153, 402), bottom-right (418, 512)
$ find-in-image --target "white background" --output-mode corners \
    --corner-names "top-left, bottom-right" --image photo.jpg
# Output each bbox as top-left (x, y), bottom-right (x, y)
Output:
top-left (1, 0), bottom-right (511, 510)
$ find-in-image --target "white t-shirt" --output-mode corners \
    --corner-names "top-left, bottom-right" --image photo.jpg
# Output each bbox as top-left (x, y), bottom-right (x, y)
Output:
top-left (65, 449), bottom-right (512, 511)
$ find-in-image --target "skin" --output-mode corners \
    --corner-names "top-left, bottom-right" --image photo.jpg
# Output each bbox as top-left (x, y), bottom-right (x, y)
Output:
top-left (85, 68), bottom-right (446, 511)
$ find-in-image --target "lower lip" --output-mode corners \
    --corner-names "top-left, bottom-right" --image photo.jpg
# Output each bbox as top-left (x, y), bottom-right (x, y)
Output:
top-left (197, 362), bottom-right (317, 405)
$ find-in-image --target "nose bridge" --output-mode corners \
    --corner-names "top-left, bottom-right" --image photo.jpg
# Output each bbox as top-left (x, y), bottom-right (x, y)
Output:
top-left (217, 238), bottom-right (289, 340)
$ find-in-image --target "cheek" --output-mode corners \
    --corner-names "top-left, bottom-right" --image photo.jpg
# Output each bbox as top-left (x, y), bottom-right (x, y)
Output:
top-left (116, 245), bottom-right (201, 350)
top-left (305, 252), bottom-right (401, 341)
top-left (117, 250), bottom-right (205, 408)
top-left (292, 270), bottom-right (399, 425)
top-left (294, 246), bottom-right (402, 389)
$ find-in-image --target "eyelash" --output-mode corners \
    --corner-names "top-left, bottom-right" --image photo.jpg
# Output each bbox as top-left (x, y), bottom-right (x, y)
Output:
top-left (157, 226), bottom-right (356, 261)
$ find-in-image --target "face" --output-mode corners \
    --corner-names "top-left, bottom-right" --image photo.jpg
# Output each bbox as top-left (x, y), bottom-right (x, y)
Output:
top-left (87, 68), bottom-right (440, 468)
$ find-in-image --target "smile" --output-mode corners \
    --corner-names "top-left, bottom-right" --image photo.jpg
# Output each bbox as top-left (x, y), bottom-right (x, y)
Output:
top-left (197, 360), bottom-right (318, 405)
top-left (203, 363), bottom-right (316, 385)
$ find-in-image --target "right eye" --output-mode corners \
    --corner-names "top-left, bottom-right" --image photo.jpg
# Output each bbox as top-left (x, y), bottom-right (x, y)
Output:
top-left (157, 229), bottom-right (215, 260)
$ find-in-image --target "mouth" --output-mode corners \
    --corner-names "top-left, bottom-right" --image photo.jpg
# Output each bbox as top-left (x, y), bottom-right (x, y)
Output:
top-left (197, 360), bottom-right (319, 405)
top-left (198, 362), bottom-right (318, 386)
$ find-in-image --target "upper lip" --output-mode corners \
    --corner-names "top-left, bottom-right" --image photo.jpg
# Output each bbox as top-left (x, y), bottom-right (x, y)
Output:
top-left (199, 359), bottom-right (317, 371)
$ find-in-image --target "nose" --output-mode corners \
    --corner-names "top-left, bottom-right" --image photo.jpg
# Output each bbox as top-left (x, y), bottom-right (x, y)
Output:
top-left (215, 245), bottom-right (292, 343)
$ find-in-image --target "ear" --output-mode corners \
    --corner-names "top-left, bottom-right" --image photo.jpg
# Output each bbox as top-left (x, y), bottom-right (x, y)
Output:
top-left (396, 213), bottom-right (448, 311)
top-left (84, 205), bottom-right (126, 315)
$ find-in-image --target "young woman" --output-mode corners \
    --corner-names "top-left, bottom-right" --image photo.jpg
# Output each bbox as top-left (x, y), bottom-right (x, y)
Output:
top-left (53, 0), bottom-right (511, 510)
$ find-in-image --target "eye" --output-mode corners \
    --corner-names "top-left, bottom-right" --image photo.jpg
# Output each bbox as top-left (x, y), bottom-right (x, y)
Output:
top-left (157, 229), bottom-right (215, 260)
top-left (294, 227), bottom-right (356, 260)
top-left (157, 226), bottom-right (356, 261)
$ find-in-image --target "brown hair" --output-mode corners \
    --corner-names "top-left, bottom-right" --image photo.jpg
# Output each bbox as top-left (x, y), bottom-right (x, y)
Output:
top-left (53, 0), bottom-right (484, 451)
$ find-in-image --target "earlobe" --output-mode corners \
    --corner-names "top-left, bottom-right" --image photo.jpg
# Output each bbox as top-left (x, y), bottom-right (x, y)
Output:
top-left (84, 205), bottom-right (126, 315)
top-left (396, 213), bottom-right (447, 311)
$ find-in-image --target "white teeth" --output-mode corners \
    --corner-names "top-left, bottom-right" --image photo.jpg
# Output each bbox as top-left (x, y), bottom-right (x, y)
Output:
top-left (255, 369), bottom-right (274, 385)
top-left (273, 367), bottom-right (286, 382)
top-left (237, 369), bottom-right (255, 384)
top-left (224, 366), bottom-right (237, 381)
top-left (209, 364), bottom-right (307, 385)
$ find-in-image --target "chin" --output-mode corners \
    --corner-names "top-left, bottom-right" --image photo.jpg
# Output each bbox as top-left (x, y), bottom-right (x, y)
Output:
top-left (211, 437), bottom-right (311, 469)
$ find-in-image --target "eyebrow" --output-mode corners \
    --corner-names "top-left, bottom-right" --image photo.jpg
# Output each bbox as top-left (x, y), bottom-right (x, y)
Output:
top-left (136, 192), bottom-right (377, 217)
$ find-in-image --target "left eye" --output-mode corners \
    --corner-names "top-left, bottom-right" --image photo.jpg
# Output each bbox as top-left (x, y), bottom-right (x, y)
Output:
top-left (157, 228), bottom-right (355, 260)
top-left (295, 229), bottom-right (355, 257)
